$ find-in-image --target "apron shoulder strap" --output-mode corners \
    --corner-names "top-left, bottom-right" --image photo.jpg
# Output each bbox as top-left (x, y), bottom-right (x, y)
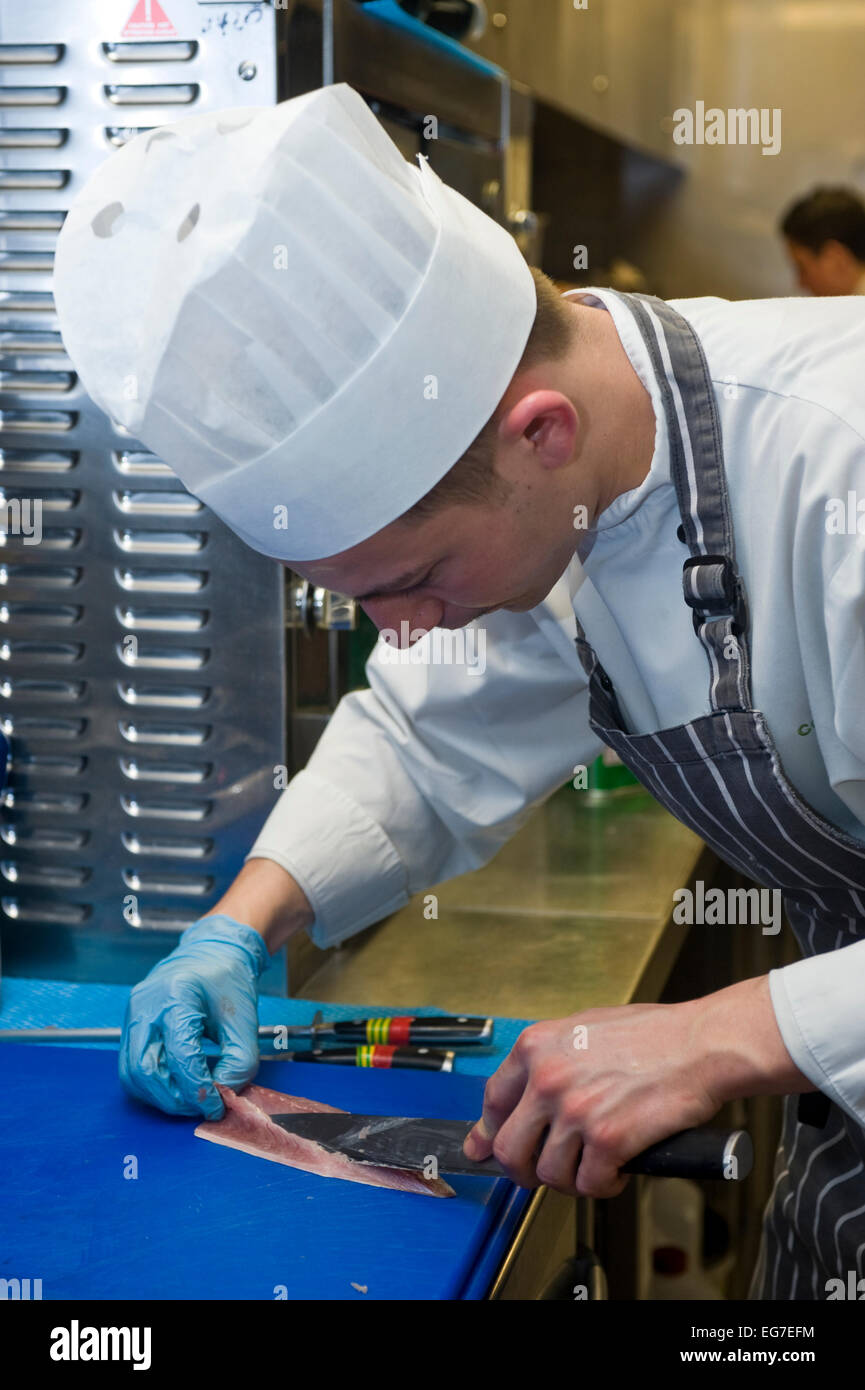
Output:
top-left (609, 290), bottom-right (752, 713)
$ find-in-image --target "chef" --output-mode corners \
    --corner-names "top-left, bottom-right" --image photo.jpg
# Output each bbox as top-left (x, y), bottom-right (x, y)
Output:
top-left (52, 84), bottom-right (865, 1301)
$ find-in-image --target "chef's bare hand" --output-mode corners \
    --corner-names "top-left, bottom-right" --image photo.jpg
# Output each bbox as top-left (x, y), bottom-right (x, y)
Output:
top-left (119, 914), bottom-right (270, 1120)
top-left (463, 1003), bottom-right (723, 1197)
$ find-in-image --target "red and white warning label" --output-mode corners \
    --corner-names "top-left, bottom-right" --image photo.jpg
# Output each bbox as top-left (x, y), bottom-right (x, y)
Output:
top-left (121, 0), bottom-right (178, 40)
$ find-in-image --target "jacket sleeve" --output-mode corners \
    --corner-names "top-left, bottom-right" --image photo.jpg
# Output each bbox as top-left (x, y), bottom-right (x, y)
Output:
top-left (245, 590), bottom-right (601, 948)
top-left (768, 412), bottom-right (865, 1129)
top-left (769, 940), bottom-right (865, 1128)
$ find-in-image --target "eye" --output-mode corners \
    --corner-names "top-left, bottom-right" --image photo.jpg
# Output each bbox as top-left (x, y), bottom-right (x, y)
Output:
top-left (391, 567), bottom-right (437, 599)
top-left (361, 562), bottom-right (443, 604)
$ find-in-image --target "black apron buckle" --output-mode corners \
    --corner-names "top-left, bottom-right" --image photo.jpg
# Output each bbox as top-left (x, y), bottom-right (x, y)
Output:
top-left (682, 553), bottom-right (747, 636)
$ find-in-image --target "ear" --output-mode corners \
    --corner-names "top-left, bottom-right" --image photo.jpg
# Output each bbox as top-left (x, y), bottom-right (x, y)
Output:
top-left (497, 389), bottom-right (578, 471)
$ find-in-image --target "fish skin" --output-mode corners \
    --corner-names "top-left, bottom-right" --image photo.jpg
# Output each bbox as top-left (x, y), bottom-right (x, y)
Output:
top-left (194, 1083), bottom-right (455, 1198)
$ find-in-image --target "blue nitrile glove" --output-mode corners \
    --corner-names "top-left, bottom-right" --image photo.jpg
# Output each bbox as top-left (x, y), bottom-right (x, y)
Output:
top-left (119, 914), bottom-right (270, 1119)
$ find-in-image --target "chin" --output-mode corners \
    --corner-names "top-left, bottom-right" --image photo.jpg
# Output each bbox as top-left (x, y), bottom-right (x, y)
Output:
top-left (442, 589), bottom-right (548, 625)
top-left (504, 590), bottom-right (549, 612)
top-left (439, 608), bottom-right (494, 629)
top-left (502, 599), bottom-right (535, 613)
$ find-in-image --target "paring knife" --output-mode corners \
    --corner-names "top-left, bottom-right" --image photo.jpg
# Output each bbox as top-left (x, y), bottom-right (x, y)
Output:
top-left (270, 1113), bottom-right (754, 1181)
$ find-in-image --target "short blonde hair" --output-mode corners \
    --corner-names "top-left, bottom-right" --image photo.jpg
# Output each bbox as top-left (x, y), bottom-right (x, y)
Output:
top-left (401, 266), bottom-right (576, 522)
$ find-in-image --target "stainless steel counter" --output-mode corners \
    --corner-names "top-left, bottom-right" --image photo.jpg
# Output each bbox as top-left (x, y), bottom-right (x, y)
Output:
top-left (295, 783), bottom-right (714, 1018)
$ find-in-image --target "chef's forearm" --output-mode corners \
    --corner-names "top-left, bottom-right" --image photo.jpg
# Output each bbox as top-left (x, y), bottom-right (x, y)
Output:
top-left (202, 856), bottom-right (314, 954)
top-left (689, 973), bottom-right (819, 1103)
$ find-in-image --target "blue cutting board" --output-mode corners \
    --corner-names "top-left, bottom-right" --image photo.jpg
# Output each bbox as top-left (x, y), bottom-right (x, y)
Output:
top-left (0, 1045), bottom-right (526, 1300)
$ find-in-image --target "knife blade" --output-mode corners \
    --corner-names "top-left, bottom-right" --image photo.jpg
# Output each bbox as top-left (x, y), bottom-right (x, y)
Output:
top-left (270, 1112), bottom-right (753, 1181)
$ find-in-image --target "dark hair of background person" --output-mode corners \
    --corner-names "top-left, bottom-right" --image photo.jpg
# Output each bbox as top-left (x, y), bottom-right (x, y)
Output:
top-left (779, 186), bottom-right (865, 259)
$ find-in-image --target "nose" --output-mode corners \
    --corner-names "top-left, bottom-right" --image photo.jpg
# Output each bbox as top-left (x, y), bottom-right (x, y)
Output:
top-left (360, 594), bottom-right (444, 646)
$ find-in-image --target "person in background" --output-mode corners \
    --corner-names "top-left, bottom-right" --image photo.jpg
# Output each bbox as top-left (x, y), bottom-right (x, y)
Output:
top-left (779, 185), bottom-right (865, 295)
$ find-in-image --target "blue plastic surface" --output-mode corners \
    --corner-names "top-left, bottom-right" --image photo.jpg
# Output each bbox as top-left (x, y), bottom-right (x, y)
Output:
top-left (0, 982), bottom-right (536, 1300)
top-left (0, 1044), bottom-right (532, 1300)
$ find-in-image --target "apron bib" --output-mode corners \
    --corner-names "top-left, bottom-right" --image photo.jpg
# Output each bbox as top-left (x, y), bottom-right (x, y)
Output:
top-left (573, 292), bottom-right (865, 1300)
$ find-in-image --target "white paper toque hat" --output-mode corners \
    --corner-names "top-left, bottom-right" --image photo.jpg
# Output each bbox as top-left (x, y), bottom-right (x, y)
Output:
top-left (52, 83), bottom-right (537, 561)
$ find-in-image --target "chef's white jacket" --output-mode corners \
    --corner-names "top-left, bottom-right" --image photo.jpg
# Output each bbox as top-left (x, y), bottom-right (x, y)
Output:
top-left (247, 288), bottom-right (865, 1129)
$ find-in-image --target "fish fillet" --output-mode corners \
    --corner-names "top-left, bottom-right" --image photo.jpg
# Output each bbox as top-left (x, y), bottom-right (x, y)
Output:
top-left (194, 1083), bottom-right (455, 1198)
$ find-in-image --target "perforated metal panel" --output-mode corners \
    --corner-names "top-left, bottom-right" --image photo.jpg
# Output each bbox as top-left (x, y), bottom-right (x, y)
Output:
top-left (0, 0), bottom-right (287, 984)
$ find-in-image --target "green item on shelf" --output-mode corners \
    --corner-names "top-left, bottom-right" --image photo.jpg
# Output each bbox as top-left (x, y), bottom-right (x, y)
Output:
top-left (587, 749), bottom-right (640, 794)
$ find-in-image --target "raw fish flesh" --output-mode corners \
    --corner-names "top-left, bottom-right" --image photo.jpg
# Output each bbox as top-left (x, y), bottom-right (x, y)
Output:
top-left (194, 1083), bottom-right (455, 1197)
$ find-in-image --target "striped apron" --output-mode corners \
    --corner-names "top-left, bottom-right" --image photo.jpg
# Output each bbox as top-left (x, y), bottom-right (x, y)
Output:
top-left (573, 291), bottom-right (865, 1300)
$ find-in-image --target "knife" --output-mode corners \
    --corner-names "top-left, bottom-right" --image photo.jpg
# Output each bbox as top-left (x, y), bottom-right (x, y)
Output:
top-left (0, 1016), bottom-right (490, 1048)
top-left (270, 1113), bottom-right (754, 1181)
top-left (266, 1046), bottom-right (456, 1070)
top-left (264, 1015), bottom-right (493, 1044)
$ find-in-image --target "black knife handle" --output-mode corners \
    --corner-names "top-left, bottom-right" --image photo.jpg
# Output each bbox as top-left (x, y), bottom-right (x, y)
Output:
top-left (281, 1046), bottom-right (455, 1071)
top-left (797, 1091), bottom-right (831, 1128)
top-left (331, 1016), bottom-right (491, 1044)
top-left (621, 1127), bottom-right (753, 1181)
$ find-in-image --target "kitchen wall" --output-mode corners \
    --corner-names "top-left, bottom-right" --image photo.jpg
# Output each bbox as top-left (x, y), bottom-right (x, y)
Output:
top-left (470, 0), bottom-right (865, 298)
